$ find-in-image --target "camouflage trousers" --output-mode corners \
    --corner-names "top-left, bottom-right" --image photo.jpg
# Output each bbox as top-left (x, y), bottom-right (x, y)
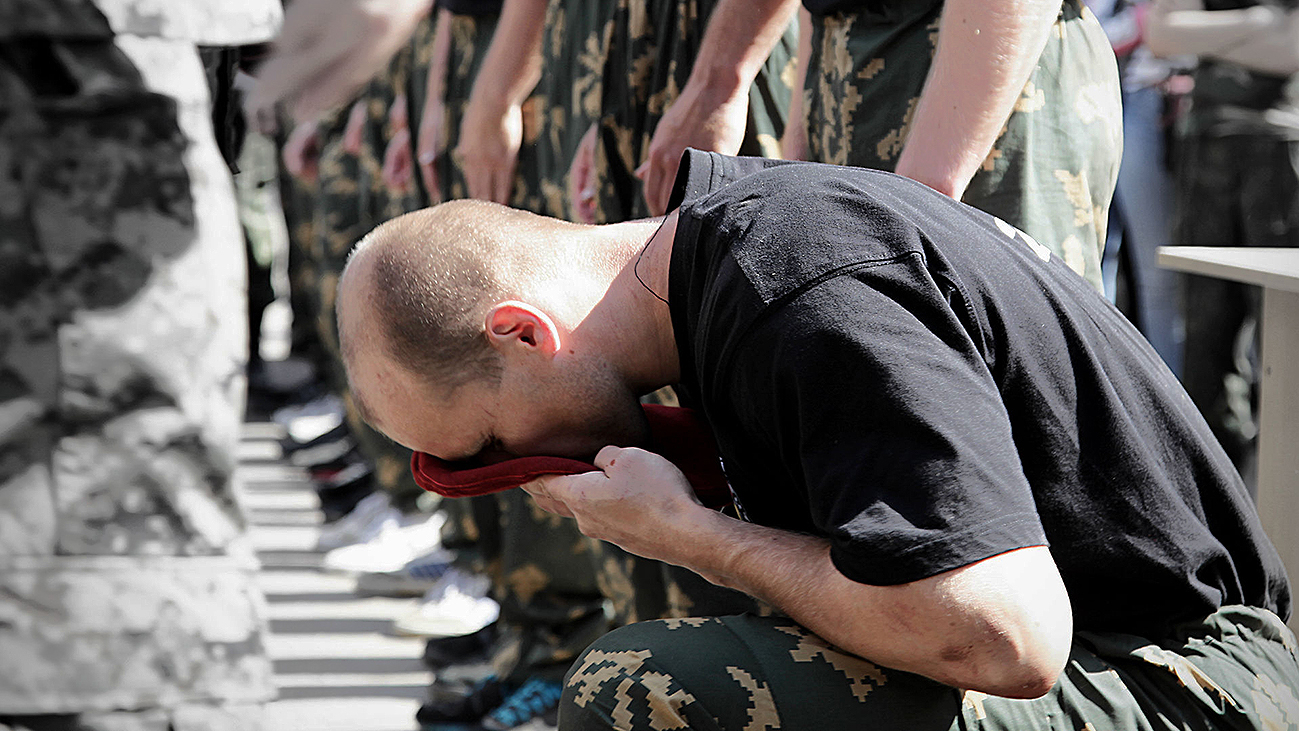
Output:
top-left (307, 53), bottom-right (427, 507)
top-left (529, 0), bottom-right (617, 219)
top-left (561, 605), bottom-right (1299, 731)
top-left (591, 0), bottom-right (796, 224)
top-left (405, 10), bottom-right (545, 211)
top-left (1174, 133), bottom-right (1299, 481)
top-left (444, 490), bottom-right (609, 683)
top-left (0, 30), bottom-right (272, 724)
top-left (805, 0), bottom-right (1121, 291)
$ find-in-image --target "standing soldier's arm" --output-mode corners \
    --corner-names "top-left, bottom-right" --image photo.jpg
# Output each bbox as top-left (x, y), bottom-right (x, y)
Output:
top-left (637, 0), bottom-right (801, 215)
top-left (248, 0), bottom-right (433, 120)
top-left (418, 7), bottom-right (455, 202)
top-left (892, 0), bottom-right (1062, 201)
top-left (455, 0), bottom-right (547, 204)
top-left (780, 7), bottom-right (814, 162)
top-left (1145, 0), bottom-right (1299, 76)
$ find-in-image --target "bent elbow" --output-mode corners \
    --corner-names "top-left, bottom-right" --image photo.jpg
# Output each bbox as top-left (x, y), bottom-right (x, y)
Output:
top-left (942, 616), bottom-right (1072, 699)
top-left (990, 658), bottom-right (1063, 699)
top-left (945, 640), bottom-right (1065, 699)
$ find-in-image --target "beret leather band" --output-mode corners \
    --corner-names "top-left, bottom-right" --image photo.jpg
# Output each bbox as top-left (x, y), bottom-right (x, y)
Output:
top-left (410, 404), bottom-right (732, 510)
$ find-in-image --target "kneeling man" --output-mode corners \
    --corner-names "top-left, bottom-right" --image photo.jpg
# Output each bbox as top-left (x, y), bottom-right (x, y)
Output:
top-left (336, 151), bottom-right (1296, 731)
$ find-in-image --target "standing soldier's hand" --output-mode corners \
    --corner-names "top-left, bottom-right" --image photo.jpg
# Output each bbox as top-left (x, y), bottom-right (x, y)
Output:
top-left (637, 85), bottom-right (749, 216)
top-left (283, 120), bottom-right (322, 182)
top-left (456, 95), bottom-right (524, 204)
top-left (568, 123), bottom-right (599, 223)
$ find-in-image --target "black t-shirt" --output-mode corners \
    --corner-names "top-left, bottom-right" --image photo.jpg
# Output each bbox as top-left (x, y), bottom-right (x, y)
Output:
top-left (666, 150), bottom-right (1290, 637)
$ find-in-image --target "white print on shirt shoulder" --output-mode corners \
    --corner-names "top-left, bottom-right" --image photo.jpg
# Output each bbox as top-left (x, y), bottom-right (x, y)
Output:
top-left (993, 216), bottom-right (1052, 263)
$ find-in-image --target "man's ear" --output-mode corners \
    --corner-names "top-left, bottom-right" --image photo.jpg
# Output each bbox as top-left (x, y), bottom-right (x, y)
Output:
top-left (484, 301), bottom-right (562, 357)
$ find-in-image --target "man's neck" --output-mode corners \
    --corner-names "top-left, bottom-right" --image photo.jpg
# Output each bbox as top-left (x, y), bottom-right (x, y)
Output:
top-left (590, 214), bottom-right (682, 393)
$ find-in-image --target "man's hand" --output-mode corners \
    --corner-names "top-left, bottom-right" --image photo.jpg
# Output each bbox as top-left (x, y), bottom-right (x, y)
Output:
top-left (247, 0), bottom-right (431, 121)
top-left (632, 0), bottom-right (799, 214)
top-left (636, 83), bottom-right (750, 216)
top-left (342, 99), bottom-right (370, 156)
top-left (455, 95), bottom-right (524, 204)
top-left (523, 446), bottom-right (709, 565)
top-left (382, 95), bottom-right (414, 194)
top-left (416, 81), bottom-right (447, 204)
top-left (282, 120), bottom-right (322, 182)
top-left (526, 444), bottom-right (1072, 697)
top-left (417, 7), bottom-right (453, 204)
top-left (568, 123), bottom-right (600, 223)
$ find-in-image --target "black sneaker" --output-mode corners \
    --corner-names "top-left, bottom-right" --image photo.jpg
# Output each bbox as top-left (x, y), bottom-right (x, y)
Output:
top-left (418, 676), bottom-right (508, 728)
top-left (289, 436), bottom-right (357, 468)
top-left (422, 622), bottom-right (497, 669)
top-left (279, 420), bottom-right (348, 455)
top-left (315, 462), bottom-right (375, 522)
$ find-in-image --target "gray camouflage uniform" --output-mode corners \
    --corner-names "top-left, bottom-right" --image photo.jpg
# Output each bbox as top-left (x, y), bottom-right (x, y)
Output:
top-left (0, 0), bottom-right (280, 728)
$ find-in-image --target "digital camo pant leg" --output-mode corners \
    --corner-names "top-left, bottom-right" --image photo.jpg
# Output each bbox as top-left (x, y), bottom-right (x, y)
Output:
top-left (561, 607), bottom-right (1299, 731)
top-left (0, 32), bottom-right (272, 726)
top-left (489, 490), bottom-right (610, 684)
top-left (805, 0), bottom-right (1120, 291)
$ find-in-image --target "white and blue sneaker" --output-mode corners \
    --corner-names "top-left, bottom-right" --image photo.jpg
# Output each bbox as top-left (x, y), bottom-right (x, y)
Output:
top-left (392, 567), bottom-right (499, 637)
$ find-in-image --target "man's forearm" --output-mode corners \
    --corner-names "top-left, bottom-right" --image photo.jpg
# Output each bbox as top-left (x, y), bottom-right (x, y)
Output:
top-left (672, 507), bottom-right (1072, 699)
top-left (1146, 0), bottom-right (1298, 76)
top-left (683, 0), bottom-right (800, 103)
top-left (527, 448), bottom-right (1070, 698)
top-left (425, 8), bottom-right (453, 111)
top-left (780, 7), bottom-right (813, 159)
top-left (636, 0), bottom-right (800, 213)
top-left (468, 0), bottom-right (546, 109)
top-left (893, 0), bottom-right (1062, 199)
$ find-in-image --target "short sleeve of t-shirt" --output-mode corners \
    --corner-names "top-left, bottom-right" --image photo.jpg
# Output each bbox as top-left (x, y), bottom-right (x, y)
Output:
top-left (726, 269), bottom-right (1048, 585)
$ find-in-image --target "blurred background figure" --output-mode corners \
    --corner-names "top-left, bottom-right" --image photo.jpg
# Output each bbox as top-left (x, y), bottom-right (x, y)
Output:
top-left (1087, 0), bottom-right (1188, 375)
top-left (0, 1), bottom-right (281, 729)
top-left (1147, 0), bottom-right (1299, 489)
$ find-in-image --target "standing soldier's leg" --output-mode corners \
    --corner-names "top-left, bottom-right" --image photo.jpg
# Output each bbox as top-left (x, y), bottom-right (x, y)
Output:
top-left (804, 0), bottom-right (1120, 291)
top-left (0, 31), bottom-right (273, 728)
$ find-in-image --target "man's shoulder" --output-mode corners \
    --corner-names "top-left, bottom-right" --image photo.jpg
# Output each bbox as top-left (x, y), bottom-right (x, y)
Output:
top-left (678, 155), bottom-right (972, 306)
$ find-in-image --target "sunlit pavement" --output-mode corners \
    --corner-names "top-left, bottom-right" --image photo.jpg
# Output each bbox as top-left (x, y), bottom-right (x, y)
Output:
top-left (238, 422), bottom-right (430, 731)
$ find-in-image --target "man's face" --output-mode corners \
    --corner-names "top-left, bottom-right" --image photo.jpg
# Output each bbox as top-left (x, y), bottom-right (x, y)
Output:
top-left (349, 346), bottom-right (650, 465)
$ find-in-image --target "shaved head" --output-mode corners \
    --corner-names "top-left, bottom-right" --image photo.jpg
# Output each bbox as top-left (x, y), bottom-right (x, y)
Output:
top-left (333, 200), bottom-right (677, 461)
top-left (337, 199), bottom-right (592, 395)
